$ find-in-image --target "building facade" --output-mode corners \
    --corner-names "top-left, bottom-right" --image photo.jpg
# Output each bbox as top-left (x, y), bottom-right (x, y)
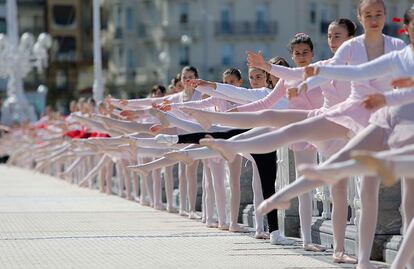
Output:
top-left (45, 0), bottom-right (95, 109)
top-left (102, 0), bottom-right (412, 98)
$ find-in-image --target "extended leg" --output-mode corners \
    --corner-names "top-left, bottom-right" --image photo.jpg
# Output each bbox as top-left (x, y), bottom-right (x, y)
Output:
top-left (200, 116), bottom-right (349, 162)
top-left (182, 107), bottom-right (309, 130)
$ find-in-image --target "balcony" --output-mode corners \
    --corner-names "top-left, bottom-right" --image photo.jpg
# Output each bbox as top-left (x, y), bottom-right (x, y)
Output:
top-left (20, 26), bottom-right (45, 36)
top-left (54, 51), bottom-right (77, 62)
top-left (115, 27), bottom-right (123, 39)
top-left (137, 23), bottom-right (147, 38)
top-left (135, 67), bottom-right (158, 85)
top-left (320, 21), bottom-right (331, 34)
top-left (162, 22), bottom-right (202, 40)
top-left (214, 21), bottom-right (278, 37)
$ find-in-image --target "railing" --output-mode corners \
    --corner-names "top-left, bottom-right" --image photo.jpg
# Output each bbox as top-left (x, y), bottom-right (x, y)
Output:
top-left (162, 22), bottom-right (202, 40)
top-left (214, 21), bottom-right (278, 37)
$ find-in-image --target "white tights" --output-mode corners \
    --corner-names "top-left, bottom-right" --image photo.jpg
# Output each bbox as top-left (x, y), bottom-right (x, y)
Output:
top-left (207, 158), bottom-right (228, 227)
top-left (294, 150), bottom-right (317, 245)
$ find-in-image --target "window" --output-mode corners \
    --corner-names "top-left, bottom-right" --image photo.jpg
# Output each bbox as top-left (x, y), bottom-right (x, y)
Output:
top-left (320, 8), bottom-right (329, 34)
top-left (127, 49), bottom-right (135, 70)
top-left (309, 2), bottom-right (317, 24)
top-left (52, 5), bottom-right (76, 27)
top-left (320, 8), bottom-right (327, 22)
top-left (115, 4), bottom-right (122, 28)
top-left (114, 5), bottom-right (123, 39)
top-left (55, 36), bottom-right (76, 62)
top-left (179, 46), bottom-right (190, 66)
top-left (55, 69), bottom-right (68, 89)
top-left (125, 7), bottom-right (134, 32)
top-left (256, 3), bottom-right (268, 33)
top-left (179, 2), bottom-right (189, 24)
top-left (118, 46), bottom-right (124, 68)
top-left (220, 4), bottom-right (232, 34)
top-left (0, 18), bottom-right (6, 34)
top-left (221, 44), bottom-right (233, 66)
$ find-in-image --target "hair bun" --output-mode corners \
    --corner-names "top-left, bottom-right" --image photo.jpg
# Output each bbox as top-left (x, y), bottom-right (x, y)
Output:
top-left (294, 32), bottom-right (309, 38)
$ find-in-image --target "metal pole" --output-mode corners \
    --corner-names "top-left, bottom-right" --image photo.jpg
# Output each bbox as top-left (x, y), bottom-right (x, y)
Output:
top-left (92, 0), bottom-right (104, 102)
top-left (6, 0), bottom-right (18, 46)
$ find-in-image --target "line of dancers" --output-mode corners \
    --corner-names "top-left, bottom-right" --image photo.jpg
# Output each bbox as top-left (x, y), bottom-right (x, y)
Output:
top-left (2, 1), bottom-right (414, 268)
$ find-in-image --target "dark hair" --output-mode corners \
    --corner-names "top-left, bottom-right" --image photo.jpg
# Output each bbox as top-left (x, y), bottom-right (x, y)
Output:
top-left (287, 33), bottom-right (314, 54)
top-left (223, 68), bottom-right (242, 81)
top-left (151, 85), bottom-right (166, 95)
top-left (181, 65), bottom-right (199, 78)
top-left (357, 0), bottom-right (386, 16)
top-left (404, 5), bottom-right (414, 25)
top-left (171, 73), bottom-right (181, 86)
top-left (268, 56), bottom-right (290, 67)
top-left (330, 18), bottom-right (357, 36)
top-left (87, 97), bottom-right (96, 107)
top-left (266, 56), bottom-right (290, 88)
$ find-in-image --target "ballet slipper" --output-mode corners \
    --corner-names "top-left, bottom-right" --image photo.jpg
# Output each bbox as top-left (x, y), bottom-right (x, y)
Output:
top-left (297, 164), bottom-right (334, 184)
top-left (254, 231), bottom-right (270, 240)
top-left (351, 150), bottom-right (396, 187)
top-left (332, 252), bottom-right (358, 264)
top-left (154, 204), bottom-right (166, 211)
top-left (34, 160), bottom-right (47, 172)
top-left (118, 190), bottom-right (126, 198)
top-left (148, 108), bottom-right (170, 129)
top-left (164, 151), bottom-right (194, 165)
top-left (257, 199), bottom-right (291, 215)
top-left (206, 222), bottom-right (218, 228)
top-left (56, 171), bottom-right (65, 179)
top-left (188, 211), bottom-right (201, 220)
top-left (218, 223), bottom-right (229, 231)
top-left (355, 265), bottom-right (378, 269)
top-left (199, 138), bottom-right (237, 163)
top-left (166, 207), bottom-right (178, 214)
top-left (303, 243), bottom-right (326, 252)
top-left (140, 200), bottom-right (152, 207)
top-left (229, 223), bottom-right (250, 233)
top-left (179, 210), bottom-right (188, 217)
top-left (180, 107), bottom-right (212, 131)
top-left (78, 177), bottom-right (90, 188)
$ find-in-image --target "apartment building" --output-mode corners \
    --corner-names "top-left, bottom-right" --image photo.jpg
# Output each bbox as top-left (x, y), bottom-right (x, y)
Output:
top-left (103, 0), bottom-right (412, 98)
top-left (45, 0), bottom-right (95, 107)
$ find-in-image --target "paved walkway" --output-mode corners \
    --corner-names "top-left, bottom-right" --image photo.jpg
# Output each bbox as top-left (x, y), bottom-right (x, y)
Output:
top-left (0, 165), bottom-right (388, 269)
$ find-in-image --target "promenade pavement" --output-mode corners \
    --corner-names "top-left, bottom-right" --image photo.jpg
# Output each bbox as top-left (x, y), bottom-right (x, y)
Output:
top-left (0, 165), bottom-right (388, 269)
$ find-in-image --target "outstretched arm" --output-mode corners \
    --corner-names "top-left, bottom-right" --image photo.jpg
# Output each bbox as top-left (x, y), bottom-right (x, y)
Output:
top-left (235, 79), bottom-right (286, 112)
top-left (314, 51), bottom-right (399, 82)
top-left (246, 50), bottom-right (305, 80)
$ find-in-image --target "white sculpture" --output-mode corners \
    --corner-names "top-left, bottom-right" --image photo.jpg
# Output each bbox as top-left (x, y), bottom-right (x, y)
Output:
top-left (0, 32), bottom-right (52, 125)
